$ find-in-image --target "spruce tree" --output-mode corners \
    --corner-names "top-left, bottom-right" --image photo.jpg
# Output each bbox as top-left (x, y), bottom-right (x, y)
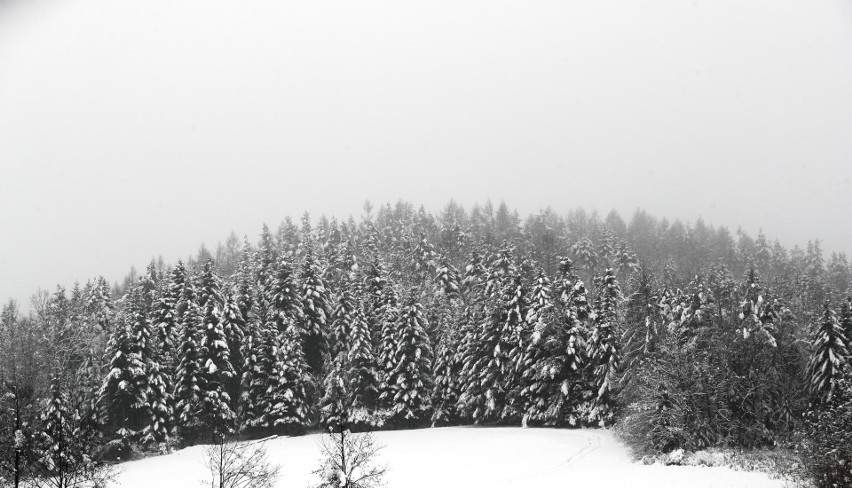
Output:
top-left (195, 261), bottom-right (236, 438)
top-left (173, 296), bottom-right (203, 439)
top-left (519, 270), bottom-right (558, 425)
top-left (839, 290), bottom-right (852, 356)
top-left (300, 246), bottom-right (331, 375)
top-left (739, 268), bottom-right (779, 347)
top-left (269, 256), bottom-right (303, 334)
top-left (329, 287), bottom-right (358, 363)
top-left (220, 290), bottom-right (246, 414)
top-left (385, 291), bottom-right (434, 425)
top-left (319, 352), bottom-right (349, 429)
top-left (265, 325), bottom-right (314, 431)
top-left (241, 293), bottom-right (276, 431)
top-left (808, 301), bottom-right (849, 406)
top-left (376, 284), bottom-right (402, 412)
top-left (430, 259), bottom-right (463, 426)
top-left (347, 297), bottom-right (379, 420)
top-left (587, 268), bottom-right (621, 426)
top-left (98, 297), bottom-right (147, 441)
top-left (458, 245), bottom-right (527, 423)
top-left (520, 260), bottom-right (590, 426)
top-left (36, 376), bottom-right (99, 487)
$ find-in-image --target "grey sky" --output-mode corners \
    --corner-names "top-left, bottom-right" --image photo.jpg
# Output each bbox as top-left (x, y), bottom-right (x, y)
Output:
top-left (1, 0), bottom-right (852, 307)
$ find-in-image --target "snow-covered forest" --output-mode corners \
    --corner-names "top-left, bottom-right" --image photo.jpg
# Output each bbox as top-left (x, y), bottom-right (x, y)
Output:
top-left (1, 200), bottom-right (851, 487)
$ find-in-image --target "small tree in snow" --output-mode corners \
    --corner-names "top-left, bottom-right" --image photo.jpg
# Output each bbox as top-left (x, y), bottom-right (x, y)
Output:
top-left (202, 436), bottom-right (280, 488)
top-left (313, 427), bottom-right (386, 488)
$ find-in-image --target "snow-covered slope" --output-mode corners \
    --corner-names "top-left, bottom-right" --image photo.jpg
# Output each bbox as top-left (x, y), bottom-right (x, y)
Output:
top-left (115, 427), bottom-right (786, 488)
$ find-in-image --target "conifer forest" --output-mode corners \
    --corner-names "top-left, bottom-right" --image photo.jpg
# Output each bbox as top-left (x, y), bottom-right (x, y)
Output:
top-left (1, 200), bottom-right (851, 486)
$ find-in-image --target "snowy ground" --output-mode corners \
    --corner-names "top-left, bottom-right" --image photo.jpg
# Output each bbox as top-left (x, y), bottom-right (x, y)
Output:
top-left (115, 427), bottom-right (788, 488)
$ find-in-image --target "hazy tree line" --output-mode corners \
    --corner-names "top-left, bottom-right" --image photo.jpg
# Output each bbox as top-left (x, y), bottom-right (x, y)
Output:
top-left (1, 200), bottom-right (851, 487)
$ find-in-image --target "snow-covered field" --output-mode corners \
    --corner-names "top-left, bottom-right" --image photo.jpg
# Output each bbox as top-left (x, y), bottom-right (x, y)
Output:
top-left (115, 427), bottom-right (787, 488)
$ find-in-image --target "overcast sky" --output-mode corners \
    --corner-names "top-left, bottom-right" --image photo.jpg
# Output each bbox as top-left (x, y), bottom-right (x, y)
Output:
top-left (1, 0), bottom-right (851, 308)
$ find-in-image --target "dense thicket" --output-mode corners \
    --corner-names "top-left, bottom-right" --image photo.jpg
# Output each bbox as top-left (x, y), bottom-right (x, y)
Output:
top-left (1, 200), bottom-right (850, 487)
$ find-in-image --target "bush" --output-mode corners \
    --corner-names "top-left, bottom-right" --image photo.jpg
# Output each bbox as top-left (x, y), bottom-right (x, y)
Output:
top-left (801, 382), bottom-right (852, 488)
top-left (95, 439), bottom-right (134, 463)
top-left (617, 332), bottom-right (729, 455)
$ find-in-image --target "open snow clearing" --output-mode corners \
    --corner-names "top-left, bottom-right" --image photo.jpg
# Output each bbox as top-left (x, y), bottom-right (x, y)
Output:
top-left (115, 427), bottom-right (786, 488)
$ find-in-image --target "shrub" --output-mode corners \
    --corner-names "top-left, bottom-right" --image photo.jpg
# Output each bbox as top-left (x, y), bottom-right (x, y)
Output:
top-left (801, 380), bottom-right (852, 488)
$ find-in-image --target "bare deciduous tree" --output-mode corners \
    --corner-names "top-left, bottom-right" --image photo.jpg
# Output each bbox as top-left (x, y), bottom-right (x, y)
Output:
top-left (313, 428), bottom-right (386, 488)
top-left (203, 436), bottom-right (280, 488)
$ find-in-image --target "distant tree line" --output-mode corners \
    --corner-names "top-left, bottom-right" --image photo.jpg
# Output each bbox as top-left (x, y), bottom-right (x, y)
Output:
top-left (1, 200), bottom-right (850, 487)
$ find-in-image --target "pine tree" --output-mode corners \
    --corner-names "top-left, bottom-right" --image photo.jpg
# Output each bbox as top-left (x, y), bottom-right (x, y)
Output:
top-left (153, 261), bottom-right (189, 372)
top-left (319, 353), bottom-right (349, 429)
top-left (587, 268), bottom-right (621, 426)
top-left (37, 375), bottom-right (108, 487)
top-left (329, 287), bottom-right (358, 363)
top-left (570, 237), bottom-right (599, 278)
top-left (808, 301), bottom-right (849, 406)
top-left (269, 256), bottom-right (303, 334)
top-left (173, 294), bottom-right (203, 439)
top-left (429, 259), bottom-right (463, 426)
top-left (520, 260), bottom-right (590, 426)
top-left (125, 279), bottom-right (174, 449)
top-left (347, 297), bottom-right (379, 419)
top-left (265, 325), bottom-right (314, 431)
top-left (458, 245), bottom-right (527, 423)
top-left (376, 284), bottom-right (402, 413)
top-left (299, 246), bottom-right (331, 375)
top-left (612, 240), bottom-right (639, 277)
top-left (98, 297), bottom-right (147, 441)
top-left (195, 261), bottom-right (236, 438)
top-left (362, 247), bottom-right (388, 347)
top-left (738, 268), bottom-right (779, 347)
top-left (140, 358), bottom-right (172, 448)
top-left (430, 318), bottom-right (463, 426)
top-left (220, 290), bottom-right (246, 414)
top-left (410, 231), bottom-right (438, 289)
top-left (839, 290), bottom-right (852, 356)
top-left (385, 291), bottom-right (433, 425)
top-left (241, 293), bottom-right (276, 432)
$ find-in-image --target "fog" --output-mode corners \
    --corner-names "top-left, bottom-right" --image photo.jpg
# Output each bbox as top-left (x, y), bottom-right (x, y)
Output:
top-left (1, 0), bottom-right (851, 307)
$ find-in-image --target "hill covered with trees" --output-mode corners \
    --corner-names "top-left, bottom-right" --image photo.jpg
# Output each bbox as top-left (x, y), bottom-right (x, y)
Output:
top-left (1, 200), bottom-right (850, 487)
